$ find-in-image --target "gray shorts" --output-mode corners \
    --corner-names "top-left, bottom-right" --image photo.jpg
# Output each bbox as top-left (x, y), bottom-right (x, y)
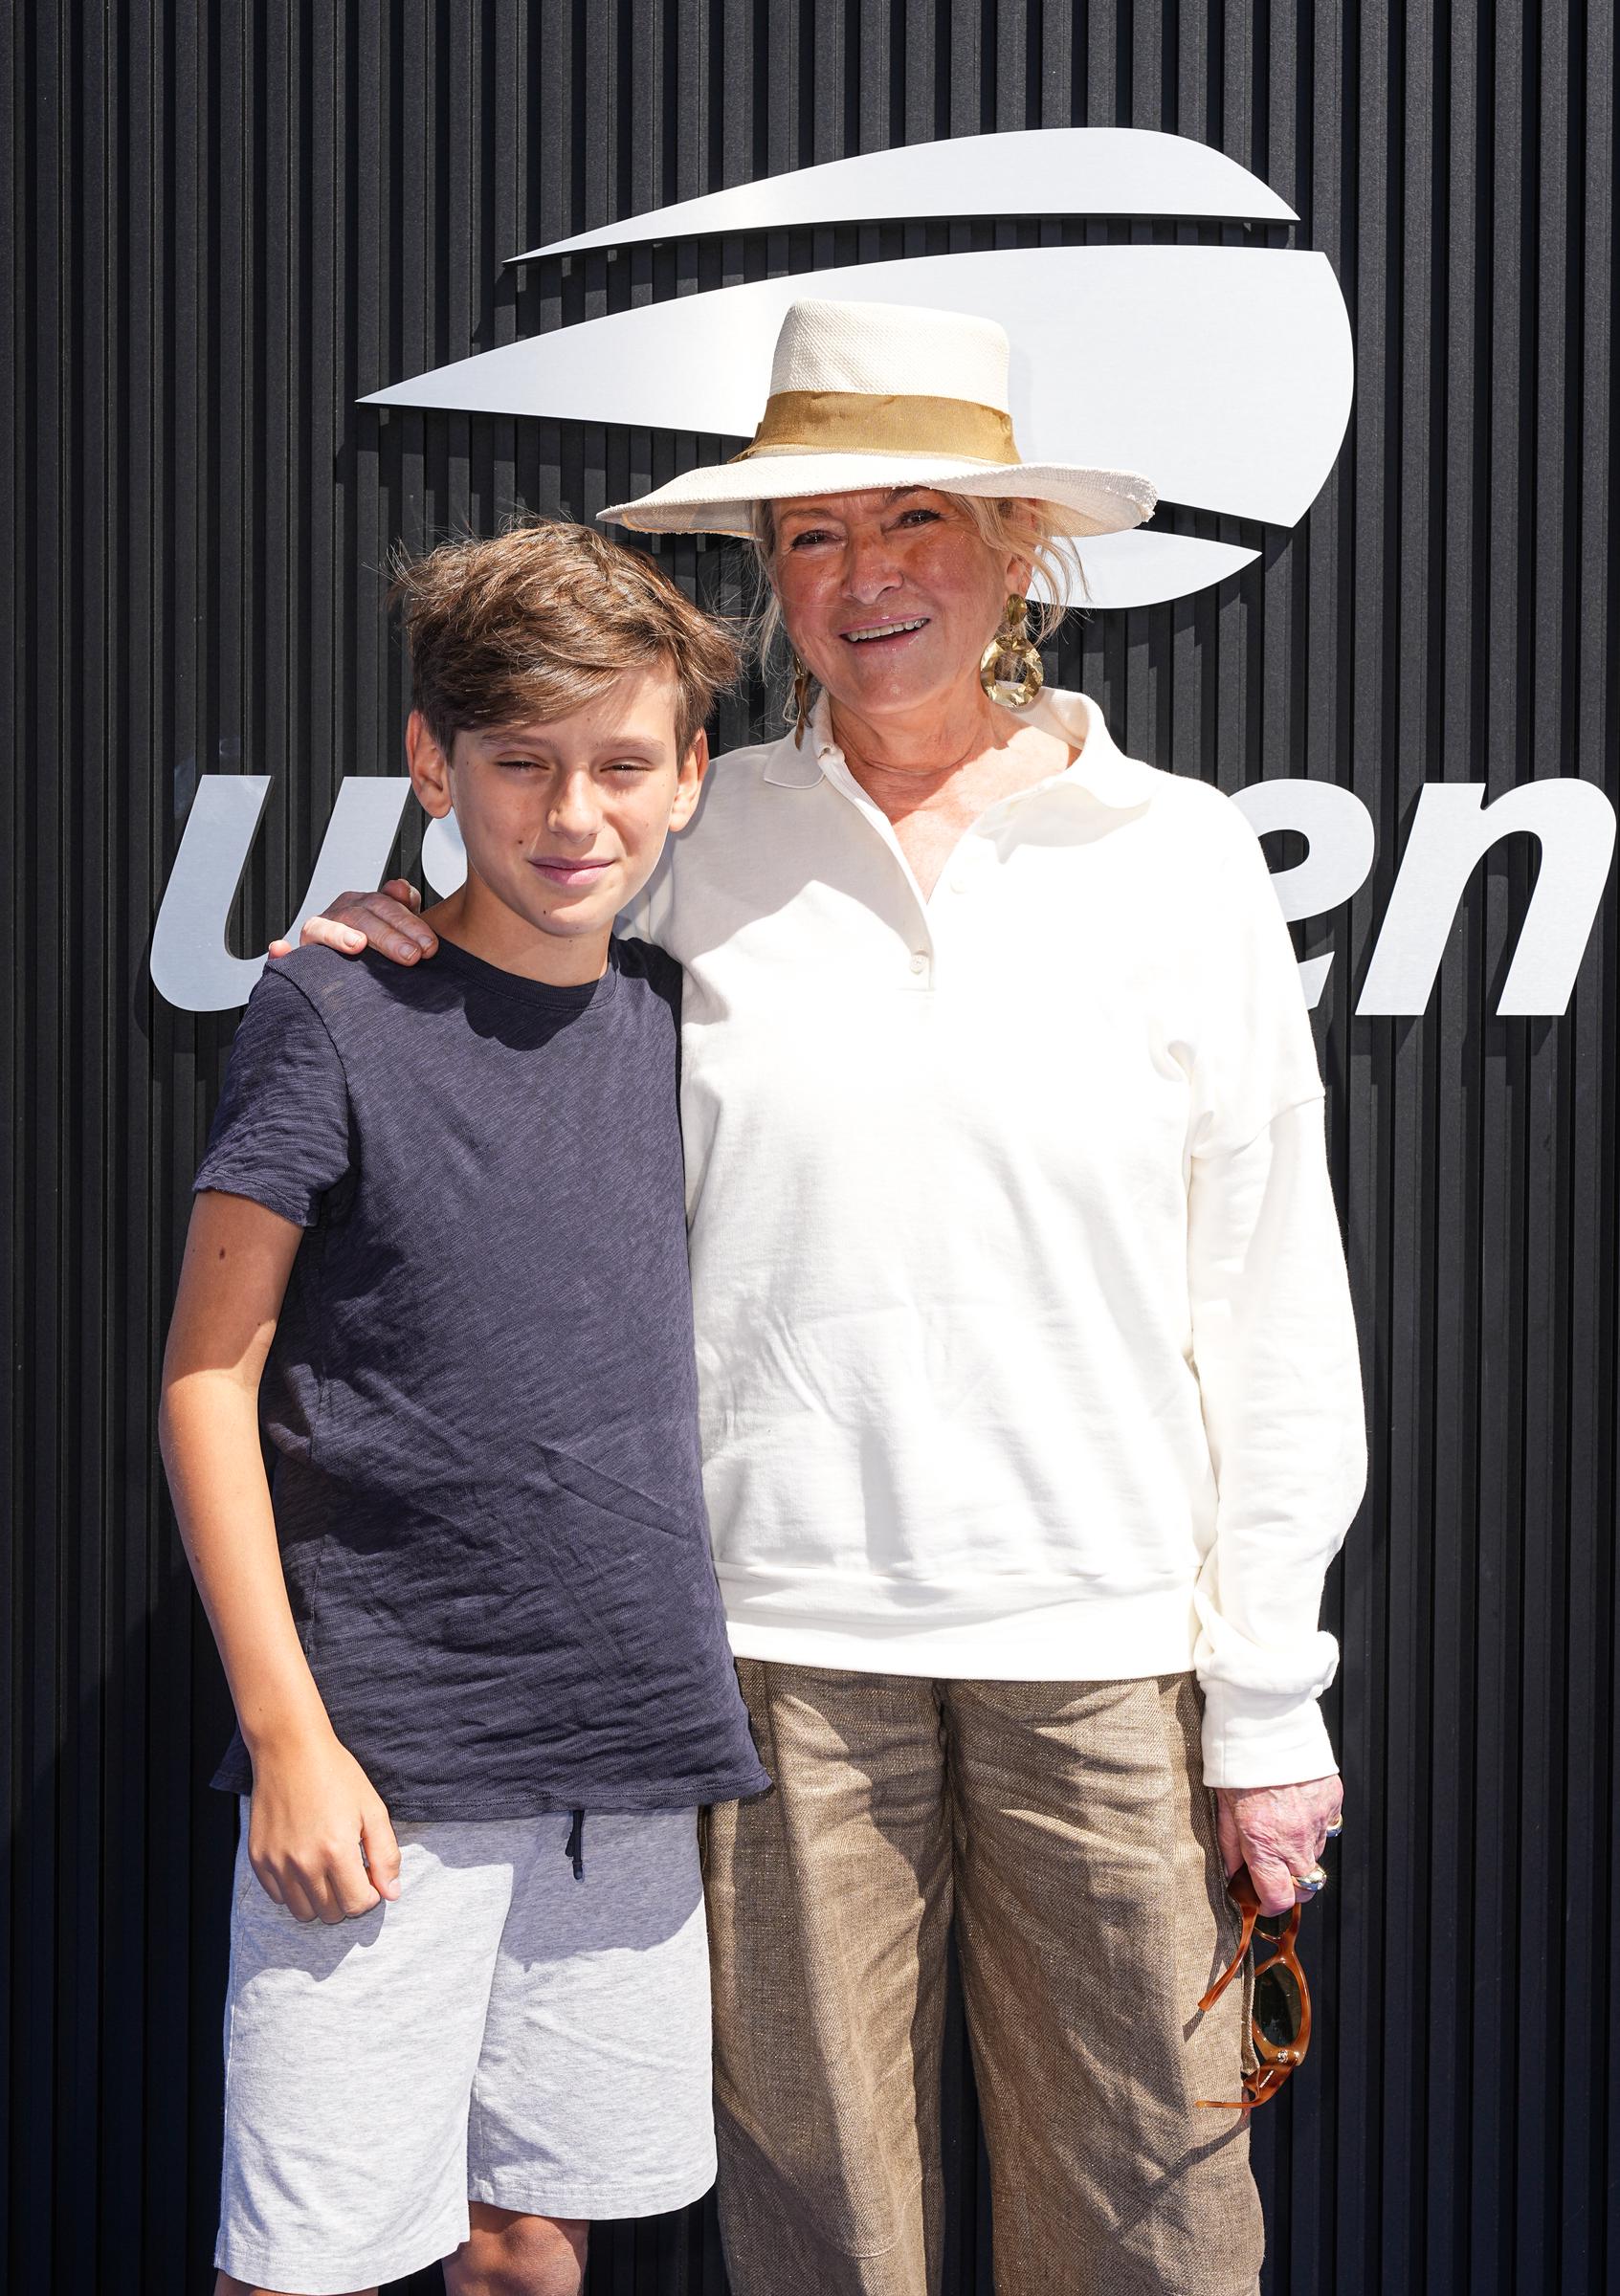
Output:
top-left (216, 1802), bottom-right (715, 2294)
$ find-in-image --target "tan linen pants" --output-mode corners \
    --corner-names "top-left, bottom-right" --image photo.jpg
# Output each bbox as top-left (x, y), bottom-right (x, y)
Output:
top-left (705, 1664), bottom-right (1264, 2296)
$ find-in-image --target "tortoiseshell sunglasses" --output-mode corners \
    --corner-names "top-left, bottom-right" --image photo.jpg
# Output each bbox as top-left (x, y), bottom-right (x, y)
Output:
top-left (1194, 1866), bottom-right (1313, 2112)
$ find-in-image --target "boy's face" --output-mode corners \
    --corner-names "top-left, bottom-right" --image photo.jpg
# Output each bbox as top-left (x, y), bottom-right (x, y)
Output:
top-left (407, 664), bottom-right (706, 948)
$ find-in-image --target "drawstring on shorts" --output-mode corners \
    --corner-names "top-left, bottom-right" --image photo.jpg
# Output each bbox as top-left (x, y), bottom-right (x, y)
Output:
top-left (565, 1808), bottom-right (586, 1882)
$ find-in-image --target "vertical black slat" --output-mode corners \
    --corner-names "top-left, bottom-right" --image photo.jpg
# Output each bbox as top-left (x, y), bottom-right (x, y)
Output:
top-left (143, 11), bottom-right (195, 2283)
top-left (763, 0), bottom-right (796, 174)
top-left (1377, 5), bottom-right (1436, 2295)
top-left (6, 0), bottom-right (36, 2283)
top-left (1167, 1), bottom-right (1212, 799)
top-left (1207, 2), bottom-right (1256, 805)
top-left (836, 0), bottom-right (859, 162)
top-left (1130, 0), bottom-right (1161, 131)
top-left (1565, 11), bottom-right (1618, 2291)
top-left (1260, 0), bottom-right (1308, 1042)
top-left (699, 0), bottom-right (728, 193)
top-left (1258, 0), bottom-right (1300, 925)
top-left (1515, 2), bottom-right (1571, 2287)
top-left (1266, 11), bottom-right (1332, 2295)
top-left (1082, 0), bottom-right (1111, 126)
top-left (1299, 0), bottom-right (1352, 1135)
top-left (423, 0), bottom-right (453, 467)
top-left (1336, 0), bottom-right (1388, 2283)
top-left (1473, 5), bottom-right (1527, 2287)
top-left (56, 0), bottom-right (105, 2285)
top-left (1036, 0), bottom-right (1072, 126)
top-left (1120, 8), bottom-right (1159, 764)
top-left (990, 0), bottom-right (1023, 129)
top-left (305, 1), bottom-right (344, 828)
top-left (854, 0), bottom-right (890, 151)
top-left (23, 3), bottom-right (68, 2290)
top-left (392, 0), bottom-right (431, 559)
top-left (1321, 11), bottom-right (1373, 2282)
top-left (78, 4), bottom-right (121, 2285)
top-left (1607, 121), bottom-right (1620, 2255)
top-left (627, 0), bottom-right (664, 237)
top-left (262, 3), bottom-right (301, 931)
top-left (1427, 3), bottom-right (1484, 2289)
top-left (1222, 0), bottom-right (1254, 173)
top-left (899, 0), bottom-right (934, 144)
top-left (944, 0), bottom-right (979, 136)
top-left (710, 0), bottom-right (757, 199)
top-left (442, 5), bottom-right (478, 540)
top-left (1175, 0), bottom-right (1209, 143)
top-left (101, 2), bottom-right (159, 2285)
top-left (655, 0), bottom-right (688, 224)
top-left (182, 0), bottom-right (245, 2271)
top-left (944, 0), bottom-right (991, 2250)
top-left (211, 0), bottom-right (254, 934)
top-left (581, 0), bottom-right (620, 239)
top-left (355, 1), bottom-right (395, 779)
top-left (0, 0), bottom-right (16, 2244)
top-left (485, 6), bottom-right (523, 533)
top-left (675, 0), bottom-right (709, 199)
top-left (1369, 0), bottom-right (1424, 2259)
top-left (536, 0), bottom-right (574, 261)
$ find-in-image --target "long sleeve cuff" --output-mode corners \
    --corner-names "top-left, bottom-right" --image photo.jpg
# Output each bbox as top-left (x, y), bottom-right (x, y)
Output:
top-left (1187, 1085), bottom-right (1364, 1796)
top-left (1200, 1682), bottom-right (1340, 1789)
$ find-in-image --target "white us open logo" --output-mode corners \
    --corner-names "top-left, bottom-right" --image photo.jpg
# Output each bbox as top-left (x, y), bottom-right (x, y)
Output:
top-left (149, 126), bottom-right (1615, 1015)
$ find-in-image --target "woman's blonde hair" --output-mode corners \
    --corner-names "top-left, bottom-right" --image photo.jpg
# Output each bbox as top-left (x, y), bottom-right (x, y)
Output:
top-left (746, 493), bottom-right (1087, 682)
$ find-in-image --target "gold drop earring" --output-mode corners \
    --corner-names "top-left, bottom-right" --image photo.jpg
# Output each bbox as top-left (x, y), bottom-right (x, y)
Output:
top-left (789, 652), bottom-right (812, 744)
top-left (979, 594), bottom-right (1044, 708)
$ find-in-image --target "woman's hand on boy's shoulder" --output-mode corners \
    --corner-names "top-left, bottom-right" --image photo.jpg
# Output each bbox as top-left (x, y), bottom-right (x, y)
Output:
top-left (268, 878), bottom-right (438, 967)
top-left (246, 1725), bottom-right (404, 1923)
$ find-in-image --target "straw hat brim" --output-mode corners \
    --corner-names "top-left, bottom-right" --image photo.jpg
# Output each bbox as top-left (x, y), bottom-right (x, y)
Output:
top-left (600, 452), bottom-right (1157, 540)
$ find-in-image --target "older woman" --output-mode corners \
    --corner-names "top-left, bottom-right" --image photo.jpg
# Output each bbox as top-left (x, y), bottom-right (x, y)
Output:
top-left (303, 298), bottom-right (1364, 2296)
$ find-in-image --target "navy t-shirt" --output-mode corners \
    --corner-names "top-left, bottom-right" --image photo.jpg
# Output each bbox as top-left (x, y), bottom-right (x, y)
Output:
top-left (193, 936), bottom-right (768, 1819)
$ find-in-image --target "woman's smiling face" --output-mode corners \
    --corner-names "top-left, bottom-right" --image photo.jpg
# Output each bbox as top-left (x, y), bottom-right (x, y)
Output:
top-left (770, 488), bottom-right (1026, 726)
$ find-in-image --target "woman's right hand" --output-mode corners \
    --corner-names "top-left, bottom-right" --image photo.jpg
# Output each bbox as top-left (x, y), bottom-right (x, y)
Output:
top-left (246, 1723), bottom-right (403, 1923)
top-left (267, 878), bottom-right (438, 965)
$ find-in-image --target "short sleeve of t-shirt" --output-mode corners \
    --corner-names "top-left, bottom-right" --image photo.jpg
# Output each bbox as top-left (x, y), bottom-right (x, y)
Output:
top-left (1182, 796), bottom-right (1326, 1159)
top-left (193, 965), bottom-right (354, 1227)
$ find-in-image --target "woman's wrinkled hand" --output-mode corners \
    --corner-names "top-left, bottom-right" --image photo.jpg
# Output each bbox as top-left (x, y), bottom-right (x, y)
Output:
top-left (267, 877), bottom-right (438, 965)
top-left (1215, 1777), bottom-right (1343, 1915)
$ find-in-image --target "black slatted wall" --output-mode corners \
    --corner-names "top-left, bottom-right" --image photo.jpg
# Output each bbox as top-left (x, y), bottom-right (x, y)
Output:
top-left (5, 4), bottom-right (1617, 2290)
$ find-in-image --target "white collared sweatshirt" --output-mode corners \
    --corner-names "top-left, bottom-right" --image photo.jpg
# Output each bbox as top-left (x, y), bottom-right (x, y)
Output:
top-left (629, 688), bottom-right (1366, 1787)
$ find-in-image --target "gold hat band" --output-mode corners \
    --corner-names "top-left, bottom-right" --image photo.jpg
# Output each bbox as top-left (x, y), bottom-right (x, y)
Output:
top-left (731, 388), bottom-right (1021, 467)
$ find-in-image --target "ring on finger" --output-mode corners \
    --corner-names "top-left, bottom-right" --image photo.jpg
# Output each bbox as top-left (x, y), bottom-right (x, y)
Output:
top-left (1291, 1864), bottom-right (1329, 1896)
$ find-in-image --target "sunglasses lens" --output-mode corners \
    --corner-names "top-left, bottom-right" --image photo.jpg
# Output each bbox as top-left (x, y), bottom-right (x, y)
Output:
top-left (1254, 1963), bottom-right (1304, 2050)
top-left (1254, 1910), bottom-right (1291, 1942)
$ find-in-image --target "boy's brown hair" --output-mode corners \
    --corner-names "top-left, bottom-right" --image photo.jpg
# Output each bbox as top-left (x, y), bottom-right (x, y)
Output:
top-left (390, 519), bottom-right (740, 759)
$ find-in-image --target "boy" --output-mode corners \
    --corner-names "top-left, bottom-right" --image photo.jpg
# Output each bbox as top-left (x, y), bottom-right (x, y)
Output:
top-left (159, 521), bottom-right (769, 2296)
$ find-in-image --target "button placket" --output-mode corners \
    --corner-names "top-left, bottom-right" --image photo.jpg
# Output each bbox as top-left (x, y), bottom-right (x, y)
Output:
top-left (941, 832), bottom-right (989, 905)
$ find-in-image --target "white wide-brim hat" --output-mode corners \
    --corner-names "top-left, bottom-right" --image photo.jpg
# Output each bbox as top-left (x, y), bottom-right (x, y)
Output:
top-left (600, 297), bottom-right (1157, 539)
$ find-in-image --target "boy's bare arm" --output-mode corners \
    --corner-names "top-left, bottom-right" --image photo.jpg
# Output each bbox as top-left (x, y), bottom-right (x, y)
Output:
top-left (159, 1190), bottom-right (402, 1923)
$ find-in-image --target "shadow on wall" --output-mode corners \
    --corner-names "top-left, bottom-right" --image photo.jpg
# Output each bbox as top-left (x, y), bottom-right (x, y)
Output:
top-left (9, 1573), bottom-right (237, 2288)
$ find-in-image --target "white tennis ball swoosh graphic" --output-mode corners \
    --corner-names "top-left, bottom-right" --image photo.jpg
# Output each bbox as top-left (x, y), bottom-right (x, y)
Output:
top-left (366, 129), bottom-right (1353, 610)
